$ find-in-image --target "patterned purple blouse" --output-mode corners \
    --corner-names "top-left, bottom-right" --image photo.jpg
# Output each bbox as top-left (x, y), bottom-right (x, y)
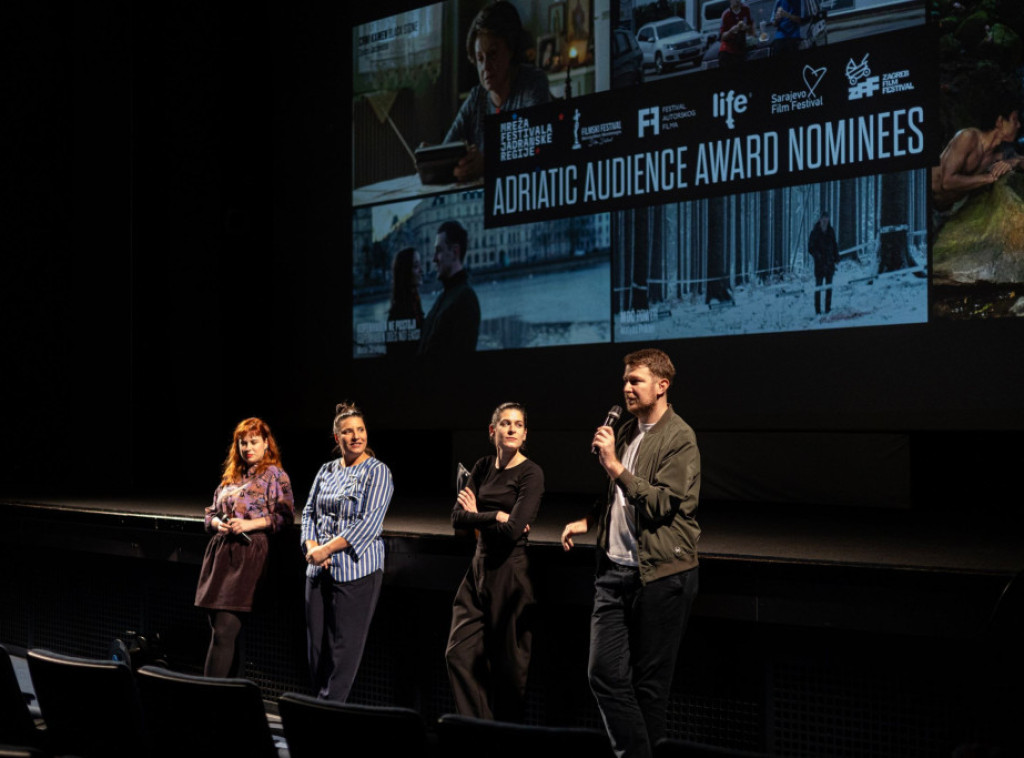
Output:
top-left (203, 464), bottom-right (295, 533)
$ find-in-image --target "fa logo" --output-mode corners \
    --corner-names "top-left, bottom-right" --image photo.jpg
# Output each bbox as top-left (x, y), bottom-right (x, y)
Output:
top-left (638, 107), bottom-right (659, 137)
top-left (712, 90), bottom-right (747, 130)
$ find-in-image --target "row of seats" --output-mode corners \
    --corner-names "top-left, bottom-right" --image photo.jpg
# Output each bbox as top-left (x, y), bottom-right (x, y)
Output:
top-left (0, 645), bottom-right (764, 757)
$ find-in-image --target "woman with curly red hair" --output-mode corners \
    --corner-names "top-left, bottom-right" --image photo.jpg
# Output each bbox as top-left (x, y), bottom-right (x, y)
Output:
top-left (194, 417), bottom-right (295, 677)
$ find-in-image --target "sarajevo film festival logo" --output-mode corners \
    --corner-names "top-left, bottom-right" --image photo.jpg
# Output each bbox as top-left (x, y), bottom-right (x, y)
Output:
top-left (802, 65), bottom-right (826, 97)
top-left (712, 90), bottom-right (747, 130)
top-left (638, 107), bottom-right (659, 137)
top-left (846, 53), bottom-right (879, 100)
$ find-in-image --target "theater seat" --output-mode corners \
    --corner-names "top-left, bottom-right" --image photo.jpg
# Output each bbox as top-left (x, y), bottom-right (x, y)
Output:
top-left (135, 665), bottom-right (277, 758)
top-left (26, 648), bottom-right (145, 758)
top-left (278, 692), bottom-right (429, 756)
top-left (0, 746), bottom-right (48, 758)
top-left (0, 646), bottom-right (40, 749)
top-left (436, 713), bottom-right (614, 758)
top-left (654, 737), bottom-right (770, 757)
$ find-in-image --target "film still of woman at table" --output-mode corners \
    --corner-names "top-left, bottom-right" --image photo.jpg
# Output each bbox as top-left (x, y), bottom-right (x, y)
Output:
top-left (443, 1), bottom-right (553, 182)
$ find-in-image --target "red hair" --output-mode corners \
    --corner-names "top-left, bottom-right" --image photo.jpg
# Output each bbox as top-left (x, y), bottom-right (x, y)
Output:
top-left (221, 417), bottom-right (283, 485)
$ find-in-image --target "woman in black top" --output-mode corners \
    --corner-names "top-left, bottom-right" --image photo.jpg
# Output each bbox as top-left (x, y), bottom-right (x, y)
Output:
top-left (445, 402), bottom-right (544, 722)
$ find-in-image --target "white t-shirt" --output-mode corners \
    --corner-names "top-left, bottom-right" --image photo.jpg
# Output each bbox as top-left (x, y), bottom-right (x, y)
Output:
top-left (607, 422), bottom-right (654, 567)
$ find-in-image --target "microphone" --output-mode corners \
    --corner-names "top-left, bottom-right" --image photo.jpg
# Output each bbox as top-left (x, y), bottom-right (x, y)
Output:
top-left (219, 512), bottom-right (252, 544)
top-left (592, 405), bottom-right (623, 454)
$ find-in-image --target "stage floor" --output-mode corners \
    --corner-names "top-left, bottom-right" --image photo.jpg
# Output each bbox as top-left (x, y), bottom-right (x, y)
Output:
top-left (3, 493), bottom-right (1022, 575)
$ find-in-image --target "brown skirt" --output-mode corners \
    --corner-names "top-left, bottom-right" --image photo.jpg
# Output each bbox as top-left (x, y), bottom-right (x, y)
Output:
top-left (194, 531), bottom-right (269, 612)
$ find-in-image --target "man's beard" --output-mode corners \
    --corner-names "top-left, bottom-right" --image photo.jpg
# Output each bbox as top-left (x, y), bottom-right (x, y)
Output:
top-left (626, 396), bottom-right (656, 417)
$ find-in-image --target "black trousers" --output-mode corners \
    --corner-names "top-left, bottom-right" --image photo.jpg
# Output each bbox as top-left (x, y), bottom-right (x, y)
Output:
top-left (445, 548), bottom-right (534, 722)
top-left (305, 569), bottom-right (382, 702)
top-left (588, 559), bottom-right (699, 758)
top-left (815, 272), bottom-right (834, 314)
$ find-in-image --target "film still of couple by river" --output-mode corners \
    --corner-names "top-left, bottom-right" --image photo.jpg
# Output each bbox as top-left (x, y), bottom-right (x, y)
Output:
top-left (353, 257), bottom-right (611, 356)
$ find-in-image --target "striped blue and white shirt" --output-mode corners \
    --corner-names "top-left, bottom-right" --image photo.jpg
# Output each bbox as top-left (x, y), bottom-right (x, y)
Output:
top-left (301, 456), bottom-right (394, 582)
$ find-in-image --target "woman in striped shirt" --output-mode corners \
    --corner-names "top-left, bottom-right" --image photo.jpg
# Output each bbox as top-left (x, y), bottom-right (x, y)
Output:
top-left (301, 402), bottom-right (394, 701)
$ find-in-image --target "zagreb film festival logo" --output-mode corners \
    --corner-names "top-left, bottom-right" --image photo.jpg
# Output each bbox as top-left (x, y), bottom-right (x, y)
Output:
top-left (846, 54), bottom-right (879, 100)
top-left (573, 109), bottom-right (582, 149)
top-left (638, 107), bottom-right (660, 137)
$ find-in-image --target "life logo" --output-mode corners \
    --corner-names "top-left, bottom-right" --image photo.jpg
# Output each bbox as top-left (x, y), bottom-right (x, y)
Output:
top-left (712, 90), bottom-right (748, 130)
top-left (846, 53), bottom-right (879, 100)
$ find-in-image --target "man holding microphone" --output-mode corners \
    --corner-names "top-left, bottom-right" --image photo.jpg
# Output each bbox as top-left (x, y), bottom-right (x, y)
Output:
top-left (562, 347), bottom-right (701, 758)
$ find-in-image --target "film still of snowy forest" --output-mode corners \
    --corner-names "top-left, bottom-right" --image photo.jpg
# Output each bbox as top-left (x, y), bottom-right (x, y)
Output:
top-left (611, 170), bottom-right (929, 340)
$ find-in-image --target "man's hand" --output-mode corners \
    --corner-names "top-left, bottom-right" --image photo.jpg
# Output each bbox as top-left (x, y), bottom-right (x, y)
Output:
top-left (453, 145), bottom-right (484, 183)
top-left (989, 159), bottom-right (1015, 181)
top-left (561, 519), bottom-right (588, 551)
top-left (592, 426), bottom-right (625, 479)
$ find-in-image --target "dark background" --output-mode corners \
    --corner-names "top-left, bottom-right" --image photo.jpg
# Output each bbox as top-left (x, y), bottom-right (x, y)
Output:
top-left (2, 5), bottom-right (1022, 754)
top-left (3, 0), bottom-right (1021, 522)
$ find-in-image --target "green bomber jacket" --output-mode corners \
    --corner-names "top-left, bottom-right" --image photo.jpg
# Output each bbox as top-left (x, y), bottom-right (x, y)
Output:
top-left (592, 404), bottom-right (701, 584)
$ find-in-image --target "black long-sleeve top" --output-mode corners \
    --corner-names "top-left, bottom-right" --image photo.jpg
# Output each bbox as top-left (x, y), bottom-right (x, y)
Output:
top-left (451, 455), bottom-right (544, 559)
